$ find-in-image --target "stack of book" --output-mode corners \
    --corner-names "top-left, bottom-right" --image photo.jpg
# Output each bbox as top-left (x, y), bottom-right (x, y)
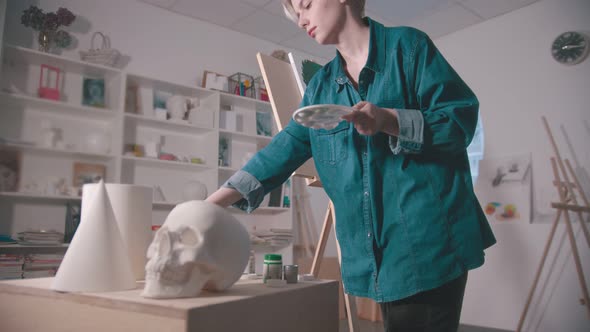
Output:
top-left (0, 254), bottom-right (24, 280)
top-left (16, 230), bottom-right (64, 246)
top-left (251, 228), bottom-right (293, 248)
top-left (22, 253), bottom-right (64, 279)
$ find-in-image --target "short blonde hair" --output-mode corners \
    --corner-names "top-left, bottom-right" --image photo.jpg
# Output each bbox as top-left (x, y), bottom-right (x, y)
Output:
top-left (281, 0), bottom-right (366, 24)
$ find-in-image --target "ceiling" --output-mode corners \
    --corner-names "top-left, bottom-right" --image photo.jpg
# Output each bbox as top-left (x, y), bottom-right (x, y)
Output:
top-left (139, 0), bottom-right (540, 59)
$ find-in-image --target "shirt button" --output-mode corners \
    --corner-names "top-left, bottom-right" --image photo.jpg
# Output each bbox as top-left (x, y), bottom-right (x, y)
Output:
top-left (364, 191), bottom-right (369, 197)
top-left (367, 232), bottom-right (372, 238)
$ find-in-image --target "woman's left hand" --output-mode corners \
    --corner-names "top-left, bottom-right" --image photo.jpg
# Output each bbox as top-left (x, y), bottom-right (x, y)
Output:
top-left (341, 101), bottom-right (399, 136)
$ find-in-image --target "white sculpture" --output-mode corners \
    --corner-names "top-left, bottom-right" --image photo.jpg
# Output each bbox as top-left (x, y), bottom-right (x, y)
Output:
top-left (166, 95), bottom-right (188, 121)
top-left (142, 200), bottom-right (250, 299)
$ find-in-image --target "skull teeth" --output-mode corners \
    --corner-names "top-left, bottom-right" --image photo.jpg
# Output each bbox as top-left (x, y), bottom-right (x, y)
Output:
top-left (146, 267), bottom-right (190, 284)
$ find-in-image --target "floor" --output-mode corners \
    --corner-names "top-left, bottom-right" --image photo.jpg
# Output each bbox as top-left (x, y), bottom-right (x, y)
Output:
top-left (338, 319), bottom-right (512, 332)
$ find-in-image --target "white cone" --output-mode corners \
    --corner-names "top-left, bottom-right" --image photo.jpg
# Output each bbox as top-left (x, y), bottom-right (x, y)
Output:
top-left (81, 183), bottom-right (152, 280)
top-left (52, 180), bottom-right (136, 292)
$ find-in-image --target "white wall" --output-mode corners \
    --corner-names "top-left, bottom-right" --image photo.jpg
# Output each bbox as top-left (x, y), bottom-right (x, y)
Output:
top-left (433, 0), bottom-right (590, 331)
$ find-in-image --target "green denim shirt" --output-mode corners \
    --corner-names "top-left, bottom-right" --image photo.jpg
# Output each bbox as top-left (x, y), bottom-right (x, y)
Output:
top-left (224, 18), bottom-right (496, 302)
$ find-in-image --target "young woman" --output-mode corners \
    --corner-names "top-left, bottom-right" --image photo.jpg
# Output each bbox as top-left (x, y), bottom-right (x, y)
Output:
top-left (206, 1), bottom-right (496, 330)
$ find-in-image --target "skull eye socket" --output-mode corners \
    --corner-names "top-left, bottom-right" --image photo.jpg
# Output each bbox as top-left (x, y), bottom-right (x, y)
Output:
top-left (179, 227), bottom-right (199, 246)
top-left (155, 229), bottom-right (171, 256)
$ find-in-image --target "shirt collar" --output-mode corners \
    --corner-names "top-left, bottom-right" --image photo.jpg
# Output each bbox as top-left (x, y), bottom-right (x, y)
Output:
top-left (331, 17), bottom-right (385, 87)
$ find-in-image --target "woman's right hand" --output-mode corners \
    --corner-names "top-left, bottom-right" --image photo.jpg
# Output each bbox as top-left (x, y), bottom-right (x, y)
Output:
top-left (205, 187), bottom-right (243, 207)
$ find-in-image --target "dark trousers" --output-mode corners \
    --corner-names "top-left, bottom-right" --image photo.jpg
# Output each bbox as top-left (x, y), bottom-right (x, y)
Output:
top-left (379, 273), bottom-right (468, 332)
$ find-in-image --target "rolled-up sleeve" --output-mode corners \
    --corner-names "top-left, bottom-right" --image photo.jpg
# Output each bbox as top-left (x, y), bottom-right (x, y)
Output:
top-left (222, 170), bottom-right (265, 213)
top-left (389, 108), bottom-right (424, 154)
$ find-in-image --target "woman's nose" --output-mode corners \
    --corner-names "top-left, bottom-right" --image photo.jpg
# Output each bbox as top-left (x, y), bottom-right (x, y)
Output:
top-left (298, 15), bottom-right (308, 30)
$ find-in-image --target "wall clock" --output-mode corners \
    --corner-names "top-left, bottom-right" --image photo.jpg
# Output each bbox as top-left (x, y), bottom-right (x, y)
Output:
top-left (551, 31), bottom-right (589, 65)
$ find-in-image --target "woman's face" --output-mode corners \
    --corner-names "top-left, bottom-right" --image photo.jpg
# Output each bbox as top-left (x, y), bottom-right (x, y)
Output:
top-left (293, 0), bottom-right (346, 45)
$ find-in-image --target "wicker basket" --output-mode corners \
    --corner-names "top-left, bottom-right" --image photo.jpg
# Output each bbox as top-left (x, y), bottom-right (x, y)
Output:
top-left (79, 32), bottom-right (120, 67)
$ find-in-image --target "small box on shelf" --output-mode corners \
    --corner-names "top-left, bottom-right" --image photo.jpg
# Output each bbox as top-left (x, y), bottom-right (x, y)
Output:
top-left (254, 76), bottom-right (269, 102)
top-left (228, 72), bottom-right (254, 99)
top-left (220, 110), bottom-right (239, 131)
top-left (38, 64), bottom-right (61, 101)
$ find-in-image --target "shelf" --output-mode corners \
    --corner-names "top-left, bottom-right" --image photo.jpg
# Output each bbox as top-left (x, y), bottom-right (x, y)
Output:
top-left (0, 192), bottom-right (81, 203)
top-left (0, 193), bottom-right (201, 211)
top-left (0, 243), bottom-right (69, 254)
top-left (230, 206), bottom-right (291, 215)
top-left (251, 243), bottom-right (292, 251)
top-left (0, 143), bottom-right (115, 161)
top-left (127, 73), bottom-right (217, 99)
top-left (153, 201), bottom-right (289, 215)
top-left (219, 129), bottom-right (272, 144)
top-left (219, 166), bottom-right (239, 173)
top-left (3, 44), bottom-right (121, 78)
top-left (219, 92), bottom-right (272, 112)
top-left (1, 60), bottom-right (292, 259)
top-left (124, 113), bottom-right (214, 136)
top-left (152, 200), bottom-right (178, 209)
top-left (122, 155), bottom-right (212, 171)
top-left (0, 92), bottom-right (118, 121)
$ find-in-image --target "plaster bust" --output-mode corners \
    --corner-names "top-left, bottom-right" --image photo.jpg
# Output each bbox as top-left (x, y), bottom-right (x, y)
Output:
top-left (142, 200), bottom-right (250, 299)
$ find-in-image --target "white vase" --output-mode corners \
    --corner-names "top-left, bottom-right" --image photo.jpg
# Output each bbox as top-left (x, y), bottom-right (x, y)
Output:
top-left (182, 180), bottom-right (208, 201)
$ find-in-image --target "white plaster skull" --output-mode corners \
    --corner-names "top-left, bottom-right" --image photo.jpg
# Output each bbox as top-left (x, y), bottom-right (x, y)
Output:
top-left (142, 200), bottom-right (250, 299)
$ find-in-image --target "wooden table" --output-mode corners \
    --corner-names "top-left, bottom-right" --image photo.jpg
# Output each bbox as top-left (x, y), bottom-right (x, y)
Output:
top-left (0, 277), bottom-right (339, 332)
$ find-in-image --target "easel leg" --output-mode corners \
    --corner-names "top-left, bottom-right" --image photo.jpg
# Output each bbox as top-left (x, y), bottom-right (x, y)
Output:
top-left (516, 209), bottom-right (562, 332)
top-left (562, 207), bottom-right (590, 318)
top-left (564, 159), bottom-right (590, 248)
top-left (552, 158), bottom-right (590, 318)
top-left (520, 117), bottom-right (590, 330)
top-left (310, 201), bottom-right (359, 332)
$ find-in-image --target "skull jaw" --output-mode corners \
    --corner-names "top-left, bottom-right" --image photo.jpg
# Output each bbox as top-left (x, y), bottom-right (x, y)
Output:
top-left (141, 265), bottom-right (212, 299)
top-left (142, 278), bottom-right (207, 299)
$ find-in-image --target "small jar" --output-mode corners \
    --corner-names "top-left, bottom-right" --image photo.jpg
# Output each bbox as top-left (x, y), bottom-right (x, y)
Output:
top-left (263, 254), bottom-right (282, 283)
top-left (283, 264), bottom-right (298, 284)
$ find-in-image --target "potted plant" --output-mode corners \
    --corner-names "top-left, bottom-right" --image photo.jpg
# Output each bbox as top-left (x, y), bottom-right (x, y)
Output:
top-left (20, 5), bottom-right (76, 52)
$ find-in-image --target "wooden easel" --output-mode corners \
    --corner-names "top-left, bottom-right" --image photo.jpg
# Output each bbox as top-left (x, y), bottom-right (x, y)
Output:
top-left (257, 53), bottom-right (360, 331)
top-left (516, 116), bottom-right (590, 332)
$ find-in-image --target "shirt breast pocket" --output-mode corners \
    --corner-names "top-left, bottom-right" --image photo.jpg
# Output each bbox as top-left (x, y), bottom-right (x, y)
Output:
top-left (312, 121), bottom-right (350, 166)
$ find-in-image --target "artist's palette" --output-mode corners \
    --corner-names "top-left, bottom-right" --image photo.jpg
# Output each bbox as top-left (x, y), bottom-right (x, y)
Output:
top-left (292, 104), bottom-right (354, 130)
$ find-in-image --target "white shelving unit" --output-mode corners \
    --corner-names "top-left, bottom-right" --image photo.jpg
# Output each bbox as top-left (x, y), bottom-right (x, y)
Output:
top-left (0, 44), bottom-right (293, 270)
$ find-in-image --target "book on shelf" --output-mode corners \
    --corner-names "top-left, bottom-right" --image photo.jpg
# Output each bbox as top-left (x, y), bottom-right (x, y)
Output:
top-left (256, 111), bottom-right (273, 137)
top-left (0, 254), bottom-right (24, 280)
top-left (17, 230), bottom-right (64, 245)
top-left (250, 228), bottom-right (293, 247)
